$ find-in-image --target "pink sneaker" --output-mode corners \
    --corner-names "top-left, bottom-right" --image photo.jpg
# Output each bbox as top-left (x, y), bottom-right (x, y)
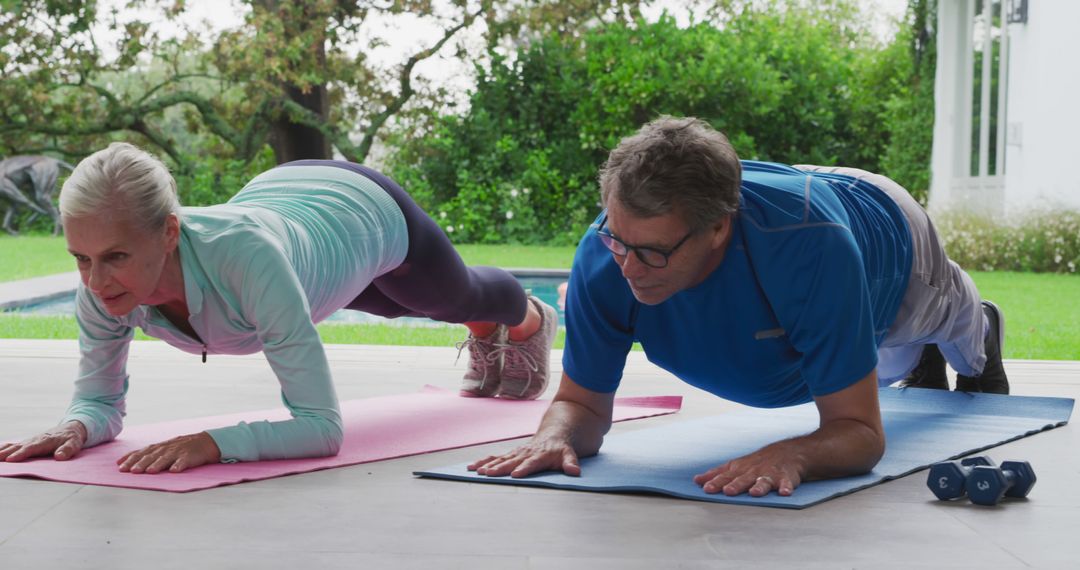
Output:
top-left (495, 296), bottom-right (557, 400)
top-left (456, 326), bottom-right (507, 398)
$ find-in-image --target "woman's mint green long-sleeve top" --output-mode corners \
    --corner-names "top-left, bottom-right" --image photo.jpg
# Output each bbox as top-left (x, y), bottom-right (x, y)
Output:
top-left (62, 165), bottom-right (409, 462)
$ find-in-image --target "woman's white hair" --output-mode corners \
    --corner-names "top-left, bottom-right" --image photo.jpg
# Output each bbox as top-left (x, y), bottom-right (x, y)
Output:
top-left (59, 142), bottom-right (181, 230)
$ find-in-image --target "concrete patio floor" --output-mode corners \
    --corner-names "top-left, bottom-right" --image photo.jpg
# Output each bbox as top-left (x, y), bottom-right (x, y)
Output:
top-left (1, 338), bottom-right (1077, 569)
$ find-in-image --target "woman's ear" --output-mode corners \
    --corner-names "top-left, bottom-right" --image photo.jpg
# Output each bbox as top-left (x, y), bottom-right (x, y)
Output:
top-left (163, 213), bottom-right (180, 250)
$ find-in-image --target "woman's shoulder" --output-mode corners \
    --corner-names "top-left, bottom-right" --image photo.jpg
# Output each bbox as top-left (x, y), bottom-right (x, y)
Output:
top-left (178, 209), bottom-right (294, 290)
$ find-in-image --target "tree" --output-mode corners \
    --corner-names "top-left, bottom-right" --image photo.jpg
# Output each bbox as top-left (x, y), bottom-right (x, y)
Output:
top-left (0, 0), bottom-right (643, 172)
top-left (389, 2), bottom-right (907, 244)
top-left (880, 0), bottom-right (937, 203)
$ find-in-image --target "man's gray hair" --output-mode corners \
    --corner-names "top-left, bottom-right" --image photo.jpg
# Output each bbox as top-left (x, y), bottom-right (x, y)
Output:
top-left (599, 116), bottom-right (741, 231)
top-left (59, 142), bottom-right (180, 230)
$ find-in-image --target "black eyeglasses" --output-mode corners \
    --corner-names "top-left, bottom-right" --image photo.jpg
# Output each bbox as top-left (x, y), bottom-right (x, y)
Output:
top-left (595, 213), bottom-right (696, 269)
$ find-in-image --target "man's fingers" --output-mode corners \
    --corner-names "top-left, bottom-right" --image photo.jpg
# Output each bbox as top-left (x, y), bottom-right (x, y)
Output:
top-left (693, 464), bottom-right (729, 485)
top-left (472, 455), bottom-right (512, 475)
top-left (467, 455), bottom-right (499, 472)
top-left (722, 478), bottom-right (751, 496)
top-left (777, 475), bottom-right (799, 496)
top-left (478, 454), bottom-right (528, 477)
top-left (560, 449), bottom-right (582, 477)
top-left (747, 475), bottom-right (775, 497)
top-left (509, 454), bottom-right (554, 478)
top-left (698, 468), bottom-right (737, 494)
top-left (510, 449), bottom-right (579, 478)
top-left (699, 469), bottom-right (798, 497)
top-left (473, 443), bottom-right (580, 478)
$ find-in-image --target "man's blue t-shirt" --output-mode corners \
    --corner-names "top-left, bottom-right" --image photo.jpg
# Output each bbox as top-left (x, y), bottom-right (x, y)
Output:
top-left (562, 161), bottom-right (913, 407)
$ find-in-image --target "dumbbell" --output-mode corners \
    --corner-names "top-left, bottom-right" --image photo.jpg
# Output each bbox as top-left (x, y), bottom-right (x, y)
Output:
top-left (966, 461), bottom-right (1037, 506)
top-left (927, 456), bottom-right (995, 500)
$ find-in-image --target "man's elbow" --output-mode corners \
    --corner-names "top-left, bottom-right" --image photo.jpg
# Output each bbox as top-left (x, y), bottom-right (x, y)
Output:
top-left (859, 422), bottom-right (887, 472)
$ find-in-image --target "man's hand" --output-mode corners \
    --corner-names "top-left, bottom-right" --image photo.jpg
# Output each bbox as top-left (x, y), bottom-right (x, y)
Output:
top-left (695, 371), bottom-right (885, 497)
top-left (0, 421), bottom-right (88, 462)
top-left (468, 373), bottom-right (614, 479)
top-left (468, 436), bottom-right (582, 478)
top-left (117, 432), bottom-right (221, 474)
top-left (693, 441), bottom-right (805, 496)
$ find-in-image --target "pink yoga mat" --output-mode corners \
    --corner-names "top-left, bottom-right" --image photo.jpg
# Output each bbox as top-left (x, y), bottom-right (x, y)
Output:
top-left (0, 386), bottom-right (681, 492)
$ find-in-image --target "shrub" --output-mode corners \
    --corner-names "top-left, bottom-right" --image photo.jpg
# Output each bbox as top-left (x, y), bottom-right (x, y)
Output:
top-left (173, 146), bottom-right (277, 207)
top-left (388, 6), bottom-right (903, 244)
top-left (936, 209), bottom-right (1080, 273)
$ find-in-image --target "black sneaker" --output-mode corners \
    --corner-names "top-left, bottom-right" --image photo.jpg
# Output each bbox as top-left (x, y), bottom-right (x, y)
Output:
top-left (899, 344), bottom-right (949, 390)
top-left (955, 300), bottom-right (1009, 394)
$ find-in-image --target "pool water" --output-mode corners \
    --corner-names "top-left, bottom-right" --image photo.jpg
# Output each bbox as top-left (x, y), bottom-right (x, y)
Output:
top-left (8, 274), bottom-right (569, 328)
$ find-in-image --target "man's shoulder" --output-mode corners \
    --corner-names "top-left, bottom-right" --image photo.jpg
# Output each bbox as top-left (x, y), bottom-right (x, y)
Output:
top-left (739, 164), bottom-right (850, 233)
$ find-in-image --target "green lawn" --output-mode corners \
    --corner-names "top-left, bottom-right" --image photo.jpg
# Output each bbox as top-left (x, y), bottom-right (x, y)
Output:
top-left (968, 271), bottom-right (1080, 360)
top-left (1, 235), bottom-right (1076, 360)
top-left (0, 236), bottom-right (78, 281)
top-left (0, 236), bottom-right (578, 280)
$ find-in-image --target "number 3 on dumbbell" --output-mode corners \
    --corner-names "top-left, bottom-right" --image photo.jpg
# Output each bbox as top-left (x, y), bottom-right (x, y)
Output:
top-left (966, 461), bottom-right (1037, 506)
top-left (926, 456), bottom-right (995, 501)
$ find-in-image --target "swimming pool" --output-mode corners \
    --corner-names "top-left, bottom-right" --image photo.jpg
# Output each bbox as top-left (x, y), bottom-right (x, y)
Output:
top-left (6, 271), bottom-right (570, 328)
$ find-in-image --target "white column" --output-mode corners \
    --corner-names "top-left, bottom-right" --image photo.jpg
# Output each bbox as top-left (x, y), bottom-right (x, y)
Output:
top-left (977, 0), bottom-right (993, 178)
top-left (995, 3), bottom-right (1009, 175)
top-left (960, 0), bottom-right (976, 178)
top-left (930, 0), bottom-right (975, 209)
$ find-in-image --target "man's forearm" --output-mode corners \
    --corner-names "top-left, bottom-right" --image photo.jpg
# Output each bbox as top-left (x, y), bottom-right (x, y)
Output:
top-left (781, 418), bottom-right (886, 480)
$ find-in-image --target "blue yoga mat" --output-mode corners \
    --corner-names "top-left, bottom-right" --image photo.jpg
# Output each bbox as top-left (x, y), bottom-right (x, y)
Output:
top-left (415, 388), bottom-right (1074, 509)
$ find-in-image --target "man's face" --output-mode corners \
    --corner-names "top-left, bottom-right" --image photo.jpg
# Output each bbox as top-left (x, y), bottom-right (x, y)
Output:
top-left (64, 212), bottom-right (178, 316)
top-left (602, 200), bottom-right (731, 305)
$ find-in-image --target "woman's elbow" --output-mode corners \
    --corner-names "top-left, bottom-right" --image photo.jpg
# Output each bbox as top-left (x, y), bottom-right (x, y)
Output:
top-left (321, 420), bottom-right (344, 457)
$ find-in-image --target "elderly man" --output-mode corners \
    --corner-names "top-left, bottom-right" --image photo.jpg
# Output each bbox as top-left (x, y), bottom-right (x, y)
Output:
top-left (469, 116), bottom-right (1007, 497)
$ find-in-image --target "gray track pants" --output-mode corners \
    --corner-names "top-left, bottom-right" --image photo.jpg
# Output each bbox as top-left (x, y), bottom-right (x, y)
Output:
top-left (795, 166), bottom-right (988, 383)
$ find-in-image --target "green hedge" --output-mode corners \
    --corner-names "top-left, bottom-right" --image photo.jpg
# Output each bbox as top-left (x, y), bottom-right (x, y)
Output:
top-left (938, 210), bottom-right (1080, 273)
top-left (387, 7), bottom-right (930, 244)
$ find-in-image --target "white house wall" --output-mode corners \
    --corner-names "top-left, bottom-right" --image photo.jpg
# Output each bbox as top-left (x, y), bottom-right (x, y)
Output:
top-left (931, 0), bottom-right (1080, 214)
top-left (1002, 1), bottom-right (1079, 211)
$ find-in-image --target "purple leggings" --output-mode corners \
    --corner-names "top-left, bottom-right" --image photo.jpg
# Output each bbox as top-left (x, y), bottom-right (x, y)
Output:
top-left (281, 160), bottom-right (528, 326)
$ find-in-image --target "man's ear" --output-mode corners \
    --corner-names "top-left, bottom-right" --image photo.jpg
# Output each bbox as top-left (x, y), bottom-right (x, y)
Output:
top-left (709, 214), bottom-right (732, 249)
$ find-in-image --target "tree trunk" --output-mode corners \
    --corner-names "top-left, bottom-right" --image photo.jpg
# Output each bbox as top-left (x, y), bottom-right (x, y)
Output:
top-left (254, 0), bottom-right (334, 164)
top-left (269, 82), bottom-right (333, 163)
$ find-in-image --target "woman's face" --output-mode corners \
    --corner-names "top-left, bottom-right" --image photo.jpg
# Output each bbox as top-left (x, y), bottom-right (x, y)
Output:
top-left (64, 212), bottom-right (179, 316)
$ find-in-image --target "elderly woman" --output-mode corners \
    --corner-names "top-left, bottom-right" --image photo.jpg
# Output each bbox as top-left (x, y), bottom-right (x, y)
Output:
top-left (0, 143), bottom-right (557, 473)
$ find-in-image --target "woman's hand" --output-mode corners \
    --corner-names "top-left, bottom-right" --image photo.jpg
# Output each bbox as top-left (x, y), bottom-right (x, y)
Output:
top-left (0, 421), bottom-right (88, 462)
top-left (117, 432), bottom-right (221, 474)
